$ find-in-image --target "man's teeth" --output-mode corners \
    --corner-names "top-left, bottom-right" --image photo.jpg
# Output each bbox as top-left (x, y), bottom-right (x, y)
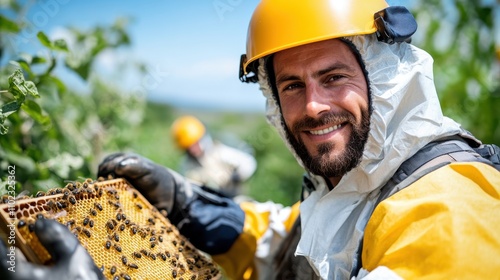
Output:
top-left (309, 124), bottom-right (342, 135)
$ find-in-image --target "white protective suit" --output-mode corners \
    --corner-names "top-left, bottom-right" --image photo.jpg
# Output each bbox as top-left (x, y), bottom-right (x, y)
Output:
top-left (256, 34), bottom-right (465, 279)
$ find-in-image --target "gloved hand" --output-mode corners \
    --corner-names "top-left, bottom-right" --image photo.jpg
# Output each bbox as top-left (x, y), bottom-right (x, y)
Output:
top-left (97, 153), bottom-right (245, 255)
top-left (97, 153), bottom-right (196, 220)
top-left (0, 219), bottom-right (104, 280)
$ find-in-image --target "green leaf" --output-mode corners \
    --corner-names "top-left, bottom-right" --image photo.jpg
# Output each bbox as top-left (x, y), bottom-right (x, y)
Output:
top-left (8, 69), bottom-right (40, 100)
top-left (1, 101), bottom-right (20, 116)
top-left (21, 99), bottom-right (50, 126)
top-left (53, 39), bottom-right (69, 52)
top-left (37, 31), bottom-right (52, 48)
top-left (0, 15), bottom-right (20, 33)
top-left (32, 56), bottom-right (47, 64)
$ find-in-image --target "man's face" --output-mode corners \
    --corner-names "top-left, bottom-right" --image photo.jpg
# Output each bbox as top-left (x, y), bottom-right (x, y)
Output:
top-left (273, 39), bottom-right (371, 180)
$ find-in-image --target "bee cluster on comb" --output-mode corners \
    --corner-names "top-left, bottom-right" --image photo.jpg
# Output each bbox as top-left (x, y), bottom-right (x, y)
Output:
top-left (0, 178), bottom-right (220, 280)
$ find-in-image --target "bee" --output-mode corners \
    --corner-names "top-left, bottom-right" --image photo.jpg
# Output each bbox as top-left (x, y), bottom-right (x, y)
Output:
top-left (110, 265), bottom-right (116, 275)
top-left (116, 213), bottom-right (122, 221)
top-left (56, 201), bottom-right (67, 209)
top-left (178, 247), bottom-right (183, 252)
top-left (123, 274), bottom-right (131, 280)
top-left (83, 217), bottom-right (90, 226)
top-left (82, 229), bottom-right (91, 238)
top-left (121, 213), bottom-right (127, 220)
top-left (89, 220), bottom-right (94, 228)
top-left (135, 203), bottom-right (143, 210)
top-left (132, 191), bottom-right (138, 199)
top-left (99, 265), bottom-right (104, 272)
top-left (121, 256), bottom-right (127, 265)
top-left (113, 233), bottom-right (119, 242)
top-left (113, 276), bottom-right (119, 280)
top-left (172, 269), bottom-right (178, 278)
top-left (149, 253), bottom-right (156, 261)
top-left (107, 189), bottom-right (117, 196)
top-left (140, 249), bottom-right (148, 256)
top-left (106, 220), bottom-right (115, 230)
top-left (132, 252), bottom-right (142, 259)
top-left (55, 188), bottom-right (63, 194)
top-left (149, 236), bottom-right (156, 242)
top-left (108, 200), bottom-right (120, 209)
top-left (159, 236), bottom-right (163, 243)
top-left (159, 253), bottom-right (167, 261)
top-left (35, 191), bottom-right (45, 197)
top-left (83, 182), bottom-right (88, 189)
top-left (127, 263), bottom-right (138, 269)
top-left (64, 219), bottom-right (75, 227)
top-left (124, 219), bottom-right (130, 226)
top-left (72, 188), bottom-right (81, 196)
top-left (90, 209), bottom-right (97, 216)
top-left (65, 182), bottom-right (76, 191)
top-left (150, 242), bottom-right (156, 248)
top-left (119, 224), bottom-right (125, 231)
top-left (114, 244), bottom-right (122, 252)
top-left (105, 241), bottom-right (112, 249)
top-left (94, 202), bottom-right (103, 211)
top-left (68, 195), bottom-right (77, 205)
top-left (131, 226), bottom-right (137, 235)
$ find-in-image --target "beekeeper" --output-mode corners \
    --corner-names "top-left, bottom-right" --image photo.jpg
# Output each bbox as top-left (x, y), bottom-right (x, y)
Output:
top-left (170, 115), bottom-right (257, 198)
top-left (98, 1), bottom-right (500, 279)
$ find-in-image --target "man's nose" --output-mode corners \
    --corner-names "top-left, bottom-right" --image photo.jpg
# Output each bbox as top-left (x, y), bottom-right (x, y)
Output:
top-left (304, 83), bottom-right (331, 117)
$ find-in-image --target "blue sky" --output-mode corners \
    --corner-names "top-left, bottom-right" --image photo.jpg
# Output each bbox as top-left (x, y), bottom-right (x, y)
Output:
top-left (6, 0), bottom-right (421, 112)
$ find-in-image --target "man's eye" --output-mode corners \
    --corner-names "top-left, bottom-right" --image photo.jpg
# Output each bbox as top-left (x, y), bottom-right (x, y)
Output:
top-left (283, 83), bottom-right (301, 91)
top-left (326, 75), bottom-right (346, 83)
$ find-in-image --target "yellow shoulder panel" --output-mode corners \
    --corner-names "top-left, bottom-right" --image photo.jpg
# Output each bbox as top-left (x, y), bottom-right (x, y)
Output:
top-left (362, 162), bottom-right (500, 279)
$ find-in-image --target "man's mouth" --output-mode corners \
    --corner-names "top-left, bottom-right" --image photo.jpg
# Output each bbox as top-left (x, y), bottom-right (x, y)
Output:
top-left (308, 123), bottom-right (344, 135)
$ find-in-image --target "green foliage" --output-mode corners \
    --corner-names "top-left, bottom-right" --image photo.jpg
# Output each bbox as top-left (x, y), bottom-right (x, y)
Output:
top-left (411, 0), bottom-right (500, 144)
top-left (0, 3), bottom-right (145, 195)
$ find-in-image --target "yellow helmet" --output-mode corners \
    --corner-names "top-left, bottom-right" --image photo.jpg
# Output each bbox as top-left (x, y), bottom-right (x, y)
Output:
top-left (239, 0), bottom-right (391, 81)
top-left (171, 115), bottom-right (206, 149)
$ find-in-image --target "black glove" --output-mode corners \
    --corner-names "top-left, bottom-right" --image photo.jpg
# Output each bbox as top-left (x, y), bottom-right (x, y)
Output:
top-left (0, 219), bottom-right (104, 280)
top-left (97, 153), bottom-right (197, 221)
top-left (97, 153), bottom-right (245, 255)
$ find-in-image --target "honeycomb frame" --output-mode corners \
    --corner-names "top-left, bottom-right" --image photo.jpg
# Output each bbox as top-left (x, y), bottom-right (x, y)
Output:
top-left (0, 178), bottom-right (220, 280)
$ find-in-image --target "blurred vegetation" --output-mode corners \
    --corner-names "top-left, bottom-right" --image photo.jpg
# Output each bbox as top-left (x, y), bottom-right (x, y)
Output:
top-left (411, 0), bottom-right (500, 143)
top-left (0, 0), bottom-right (499, 207)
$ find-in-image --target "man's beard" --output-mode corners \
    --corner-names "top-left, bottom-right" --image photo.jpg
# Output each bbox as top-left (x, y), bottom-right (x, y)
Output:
top-left (285, 109), bottom-right (371, 178)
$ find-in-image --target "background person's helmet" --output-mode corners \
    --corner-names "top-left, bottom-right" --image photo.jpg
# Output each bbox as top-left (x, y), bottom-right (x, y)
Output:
top-left (171, 115), bottom-right (206, 149)
top-left (239, 0), bottom-right (416, 83)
